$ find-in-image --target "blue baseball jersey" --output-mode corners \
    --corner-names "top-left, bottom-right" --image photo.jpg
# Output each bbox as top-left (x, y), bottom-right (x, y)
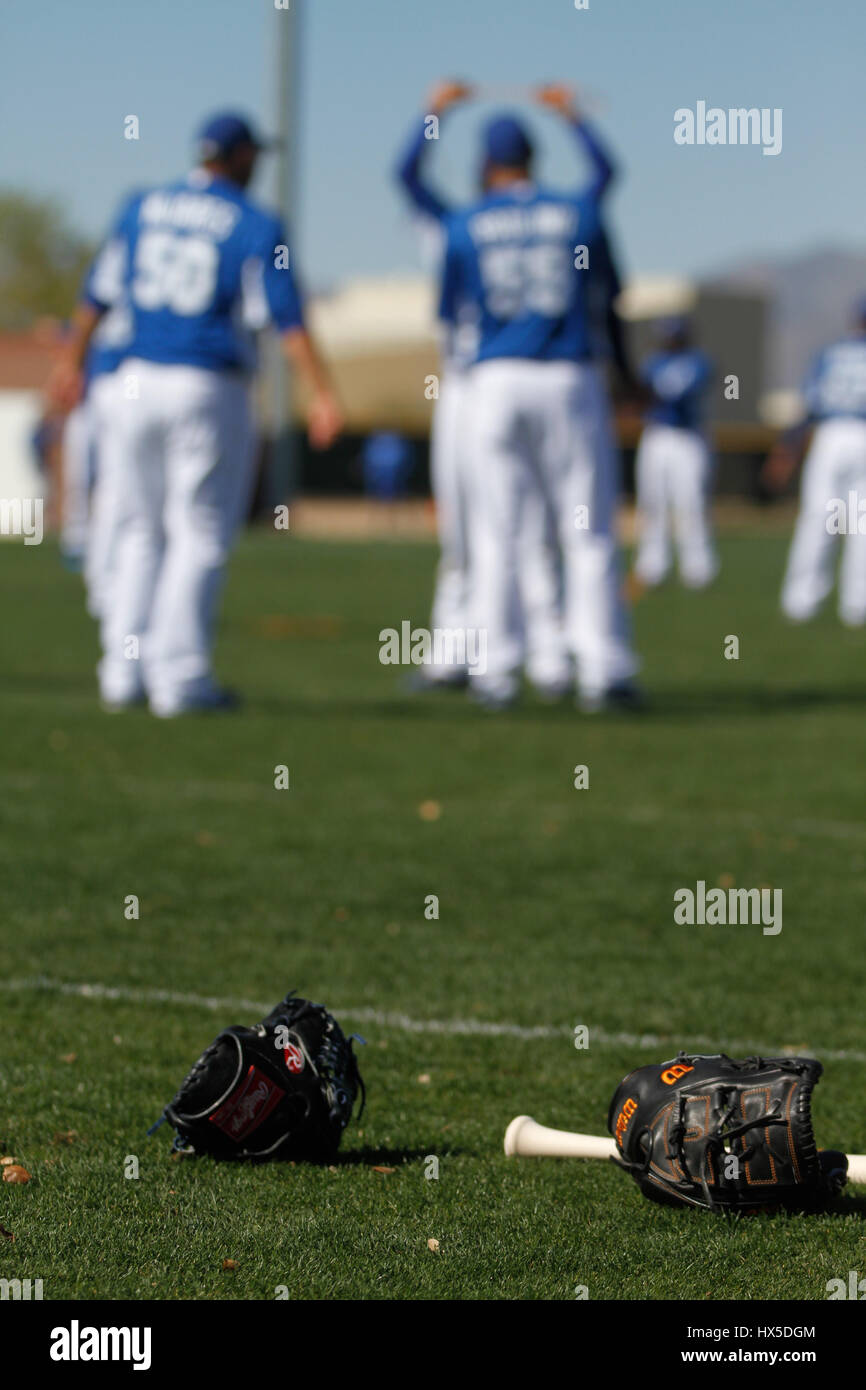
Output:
top-left (85, 170), bottom-right (305, 373)
top-left (397, 118), bottom-right (620, 372)
top-left (439, 183), bottom-right (607, 364)
top-left (362, 432), bottom-right (414, 499)
top-left (642, 349), bottom-right (712, 430)
top-left (82, 237), bottom-right (133, 382)
top-left (803, 336), bottom-right (866, 420)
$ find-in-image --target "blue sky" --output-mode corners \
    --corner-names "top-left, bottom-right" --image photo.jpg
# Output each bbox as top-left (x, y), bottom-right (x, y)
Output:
top-left (3, 0), bottom-right (865, 289)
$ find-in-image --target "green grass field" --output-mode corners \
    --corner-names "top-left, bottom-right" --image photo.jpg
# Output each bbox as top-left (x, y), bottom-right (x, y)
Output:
top-left (1, 525), bottom-right (865, 1301)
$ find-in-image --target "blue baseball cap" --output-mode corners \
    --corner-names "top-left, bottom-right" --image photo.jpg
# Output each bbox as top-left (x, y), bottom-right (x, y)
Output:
top-left (483, 115), bottom-right (534, 168)
top-left (197, 112), bottom-right (272, 159)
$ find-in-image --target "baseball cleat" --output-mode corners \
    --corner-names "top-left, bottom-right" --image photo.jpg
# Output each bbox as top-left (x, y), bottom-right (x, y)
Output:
top-left (150, 688), bottom-right (242, 719)
top-left (402, 669), bottom-right (469, 694)
top-left (579, 680), bottom-right (648, 714)
top-left (100, 693), bottom-right (147, 714)
top-left (468, 686), bottom-right (518, 712)
top-left (533, 680), bottom-right (573, 704)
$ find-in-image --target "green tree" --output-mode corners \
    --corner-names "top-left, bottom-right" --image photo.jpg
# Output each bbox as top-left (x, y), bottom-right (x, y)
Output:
top-left (0, 192), bottom-right (94, 330)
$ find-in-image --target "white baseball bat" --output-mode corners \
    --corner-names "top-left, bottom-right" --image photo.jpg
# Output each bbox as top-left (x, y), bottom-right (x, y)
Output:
top-left (503, 1115), bottom-right (866, 1184)
top-left (504, 1115), bottom-right (616, 1160)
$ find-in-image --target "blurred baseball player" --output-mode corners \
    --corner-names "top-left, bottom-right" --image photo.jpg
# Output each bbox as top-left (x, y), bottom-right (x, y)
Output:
top-left (59, 400), bottom-right (92, 570)
top-left (59, 248), bottom-right (133, 614)
top-left (51, 112), bottom-right (342, 716)
top-left (395, 82), bottom-right (620, 696)
top-left (764, 298), bottom-right (866, 626)
top-left (437, 106), bottom-right (640, 710)
top-left (631, 316), bottom-right (717, 591)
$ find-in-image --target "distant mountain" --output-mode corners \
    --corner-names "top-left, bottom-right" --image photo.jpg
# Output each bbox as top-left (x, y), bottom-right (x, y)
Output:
top-left (706, 245), bottom-right (866, 391)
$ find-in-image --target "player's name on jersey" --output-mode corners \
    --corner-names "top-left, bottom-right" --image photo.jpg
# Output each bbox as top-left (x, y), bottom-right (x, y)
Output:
top-left (469, 201), bottom-right (579, 245)
top-left (140, 190), bottom-right (241, 240)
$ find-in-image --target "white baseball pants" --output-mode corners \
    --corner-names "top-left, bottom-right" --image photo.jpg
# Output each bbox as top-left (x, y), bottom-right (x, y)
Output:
top-left (80, 371), bottom-right (124, 619)
top-left (781, 416), bottom-right (866, 626)
top-left (429, 366), bottom-right (569, 690)
top-left (97, 359), bottom-right (255, 712)
top-left (633, 424), bottom-right (718, 588)
top-left (466, 358), bottom-right (637, 702)
top-left (60, 401), bottom-right (98, 562)
top-left (427, 370), bottom-right (473, 678)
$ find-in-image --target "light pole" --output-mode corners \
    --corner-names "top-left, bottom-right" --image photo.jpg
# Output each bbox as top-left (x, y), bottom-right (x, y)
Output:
top-left (268, 0), bottom-right (302, 507)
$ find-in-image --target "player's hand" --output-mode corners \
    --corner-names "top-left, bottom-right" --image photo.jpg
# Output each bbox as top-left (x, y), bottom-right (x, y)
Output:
top-left (307, 390), bottom-right (343, 450)
top-left (535, 84), bottom-right (580, 120)
top-left (46, 359), bottom-right (84, 412)
top-left (427, 80), bottom-right (473, 115)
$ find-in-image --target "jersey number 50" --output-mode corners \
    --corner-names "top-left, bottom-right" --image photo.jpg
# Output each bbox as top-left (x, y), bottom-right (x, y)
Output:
top-left (480, 243), bottom-right (573, 319)
top-left (132, 229), bottom-right (218, 316)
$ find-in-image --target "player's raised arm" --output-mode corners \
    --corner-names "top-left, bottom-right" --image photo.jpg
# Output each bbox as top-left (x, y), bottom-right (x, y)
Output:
top-left (534, 83), bottom-right (618, 199)
top-left (394, 80), bottom-right (472, 222)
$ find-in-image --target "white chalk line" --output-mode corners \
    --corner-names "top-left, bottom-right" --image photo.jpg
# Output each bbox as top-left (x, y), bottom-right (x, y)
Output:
top-left (2, 975), bottom-right (865, 1064)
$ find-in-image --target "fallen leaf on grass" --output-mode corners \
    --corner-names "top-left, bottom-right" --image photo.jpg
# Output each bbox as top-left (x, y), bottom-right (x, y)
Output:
top-left (0, 1156), bottom-right (15, 1166)
top-left (222, 1259), bottom-right (238, 1271)
top-left (53, 1131), bottom-right (78, 1145)
top-left (417, 1074), bottom-right (431, 1084)
top-left (417, 800), bottom-right (442, 822)
top-left (59, 1053), bottom-right (77, 1064)
top-left (2, 1166), bottom-right (31, 1184)
top-left (427, 1239), bottom-right (440, 1253)
top-left (372, 1166), bottom-right (396, 1175)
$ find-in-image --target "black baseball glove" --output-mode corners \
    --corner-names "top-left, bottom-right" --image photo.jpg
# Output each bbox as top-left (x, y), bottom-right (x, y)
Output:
top-left (151, 992), bottom-right (365, 1161)
top-left (607, 1052), bottom-right (847, 1212)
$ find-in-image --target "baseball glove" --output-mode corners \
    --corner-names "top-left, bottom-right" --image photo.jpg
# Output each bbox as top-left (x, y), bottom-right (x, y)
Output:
top-left (607, 1052), bottom-right (847, 1212)
top-left (151, 992), bottom-right (365, 1161)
